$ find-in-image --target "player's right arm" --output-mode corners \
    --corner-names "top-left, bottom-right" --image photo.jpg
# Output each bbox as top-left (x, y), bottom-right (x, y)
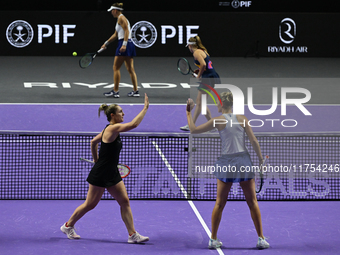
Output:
top-left (111, 94), bottom-right (149, 133)
top-left (101, 31), bottom-right (118, 49)
top-left (193, 50), bottom-right (206, 78)
top-left (90, 132), bottom-right (102, 162)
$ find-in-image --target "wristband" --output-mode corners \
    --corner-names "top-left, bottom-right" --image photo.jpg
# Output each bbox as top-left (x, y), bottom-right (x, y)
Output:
top-left (186, 103), bottom-right (191, 112)
top-left (122, 41), bottom-right (128, 46)
top-left (104, 40), bottom-right (110, 46)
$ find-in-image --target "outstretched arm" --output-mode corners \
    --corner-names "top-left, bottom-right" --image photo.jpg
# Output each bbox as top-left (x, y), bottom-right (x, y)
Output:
top-left (186, 98), bottom-right (215, 133)
top-left (112, 94), bottom-right (149, 133)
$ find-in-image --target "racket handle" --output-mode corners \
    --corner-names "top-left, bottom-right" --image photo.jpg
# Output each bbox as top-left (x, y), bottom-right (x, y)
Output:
top-left (97, 48), bottom-right (105, 53)
top-left (261, 155), bottom-right (269, 166)
top-left (192, 73), bottom-right (198, 77)
top-left (80, 157), bottom-right (94, 164)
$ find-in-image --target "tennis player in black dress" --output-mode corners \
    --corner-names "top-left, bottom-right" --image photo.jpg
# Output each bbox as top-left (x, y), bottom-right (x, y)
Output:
top-left (61, 94), bottom-right (149, 243)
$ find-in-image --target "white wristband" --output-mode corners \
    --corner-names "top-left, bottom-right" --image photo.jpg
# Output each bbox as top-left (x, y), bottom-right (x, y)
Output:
top-left (122, 41), bottom-right (128, 46)
top-left (104, 40), bottom-right (110, 46)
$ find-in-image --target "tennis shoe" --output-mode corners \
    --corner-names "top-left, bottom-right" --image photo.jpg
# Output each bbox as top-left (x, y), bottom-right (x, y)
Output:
top-left (60, 223), bottom-right (80, 239)
top-left (203, 128), bottom-right (218, 134)
top-left (127, 90), bottom-right (140, 97)
top-left (209, 128), bottom-right (218, 133)
top-left (208, 238), bottom-right (222, 249)
top-left (256, 237), bottom-right (270, 249)
top-left (128, 232), bottom-right (149, 243)
top-left (104, 90), bottom-right (120, 98)
top-left (180, 124), bottom-right (190, 131)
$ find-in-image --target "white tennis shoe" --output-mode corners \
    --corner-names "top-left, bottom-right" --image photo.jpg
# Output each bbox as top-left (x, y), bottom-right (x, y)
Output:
top-left (60, 223), bottom-right (80, 239)
top-left (256, 237), bottom-right (270, 249)
top-left (208, 238), bottom-right (223, 249)
top-left (180, 124), bottom-right (190, 131)
top-left (128, 232), bottom-right (149, 243)
top-left (104, 90), bottom-right (120, 98)
top-left (127, 90), bottom-right (140, 97)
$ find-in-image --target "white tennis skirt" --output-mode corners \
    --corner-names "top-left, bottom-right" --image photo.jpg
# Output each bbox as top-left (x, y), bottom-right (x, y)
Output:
top-left (213, 151), bottom-right (255, 183)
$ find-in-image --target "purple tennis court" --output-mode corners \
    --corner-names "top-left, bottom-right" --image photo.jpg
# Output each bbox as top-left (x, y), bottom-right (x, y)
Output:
top-left (1, 200), bottom-right (339, 255)
top-left (1, 57), bottom-right (340, 255)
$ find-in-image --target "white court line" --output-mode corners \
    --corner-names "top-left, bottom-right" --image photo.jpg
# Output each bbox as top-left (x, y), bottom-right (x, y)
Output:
top-left (1, 103), bottom-right (340, 106)
top-left (0, 103), bottom-right (186, 105)
top-left (152, 141), bottom-right (224, 255)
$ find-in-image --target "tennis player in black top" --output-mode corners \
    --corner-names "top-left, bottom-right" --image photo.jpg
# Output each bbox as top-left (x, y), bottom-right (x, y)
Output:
top-left (61, 94), bottom-right (149, 243)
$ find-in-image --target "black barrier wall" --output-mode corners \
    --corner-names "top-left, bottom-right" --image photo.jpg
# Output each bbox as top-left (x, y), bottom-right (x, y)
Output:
top-left (1, 11), bottom-right (339, 57)
top-left (4, 0), bottom-right (340, 12)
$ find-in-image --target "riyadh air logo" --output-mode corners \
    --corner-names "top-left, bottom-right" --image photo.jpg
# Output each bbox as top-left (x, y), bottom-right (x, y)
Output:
top-left (279, 18), bottom-right (296, 44)
top-left (268, 18), bottom-right (307, 53)
top-left (6, 20), bottom-right (34, 48)
top-left (131, 21), bottom-right (157, 48)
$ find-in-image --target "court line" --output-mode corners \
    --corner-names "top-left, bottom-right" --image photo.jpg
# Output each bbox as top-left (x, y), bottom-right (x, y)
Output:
top-left (151, 141), bottom-right (224, 255)
top-left (0, 103), bottom-right (186, 106)
top-left (1, 103), bottom-right (340, 106)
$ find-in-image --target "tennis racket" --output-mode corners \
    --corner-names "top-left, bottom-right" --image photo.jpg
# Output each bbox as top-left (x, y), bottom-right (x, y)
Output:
top-left (79, 48), bottom-right (105, 69)
top-left (80, 157), bottom-right (131, 178)
top-left (255, 155), bottom-right (269, 193)
top-left (177, 58), bottom-right (198, 77)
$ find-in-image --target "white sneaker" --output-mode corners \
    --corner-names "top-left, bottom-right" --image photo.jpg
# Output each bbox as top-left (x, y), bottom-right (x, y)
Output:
top-left (128, 231), bottom-right (149, 243)
top-left (209, 128), bottom-right (218, 133)
top-left (256, 237), bottom-right (270, 249)
top-left (203, 128), bottom-right (218, 134)
top-left (180, 124), bottom-right (190, 131)
top-left (127, 90), bottom-right (140, 97)
top-left (208, 238), bottom-right (222, 249)
top-left (60, 223), bottom-right (80, 239)
top-left (104, 90), bottom-right (120, 98)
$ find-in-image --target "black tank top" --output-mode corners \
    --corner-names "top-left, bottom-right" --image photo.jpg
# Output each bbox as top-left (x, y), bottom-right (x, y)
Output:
top-left (86, 125), bottom-right (123, 187)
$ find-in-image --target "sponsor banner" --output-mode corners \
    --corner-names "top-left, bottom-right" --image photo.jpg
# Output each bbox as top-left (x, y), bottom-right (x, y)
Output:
top-left (220, 0), bottom-right (253, 8)
top-left (1, 11), bottom-right (339, 57)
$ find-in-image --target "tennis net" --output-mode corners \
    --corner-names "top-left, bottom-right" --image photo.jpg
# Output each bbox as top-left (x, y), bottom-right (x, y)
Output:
top-left (1, 131), bottom-right (339, 200)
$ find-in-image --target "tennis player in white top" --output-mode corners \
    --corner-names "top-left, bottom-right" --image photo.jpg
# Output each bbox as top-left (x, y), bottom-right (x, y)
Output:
top-left (186, 92), bottom-right (270, 250)
top-left (102, 2), bottom-right (140, 98)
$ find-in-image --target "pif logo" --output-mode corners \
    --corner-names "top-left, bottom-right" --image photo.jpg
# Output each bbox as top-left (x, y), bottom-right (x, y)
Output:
top-left (231, 0), bottom-right (252, 8)
top-left (6, 20), bottom-right (76, 47)
top-left (6, 20), bottom-right (34, 48)
top-left (131, 21), bottom-right (157, 48)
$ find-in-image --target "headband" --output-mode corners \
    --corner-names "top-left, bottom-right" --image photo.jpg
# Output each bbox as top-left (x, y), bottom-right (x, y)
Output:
top-left (107, 6), bottom-right (123, 11)
top-left (185, 41), bottom-right (196, 47)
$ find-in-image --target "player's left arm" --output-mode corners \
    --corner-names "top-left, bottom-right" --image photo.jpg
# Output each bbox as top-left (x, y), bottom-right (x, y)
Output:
top-left (119, 15), bottom-right (129, 52)
top-left (239, 115), bottom-right (263, 164)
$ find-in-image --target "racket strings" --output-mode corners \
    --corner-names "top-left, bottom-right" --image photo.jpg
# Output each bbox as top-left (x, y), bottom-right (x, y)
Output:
top-left (178, 60), bottom-right (190, 74)
top-left (118, 165), bottom-right (130, 178)
top-left (79, 55), bottom-right (92, 68)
